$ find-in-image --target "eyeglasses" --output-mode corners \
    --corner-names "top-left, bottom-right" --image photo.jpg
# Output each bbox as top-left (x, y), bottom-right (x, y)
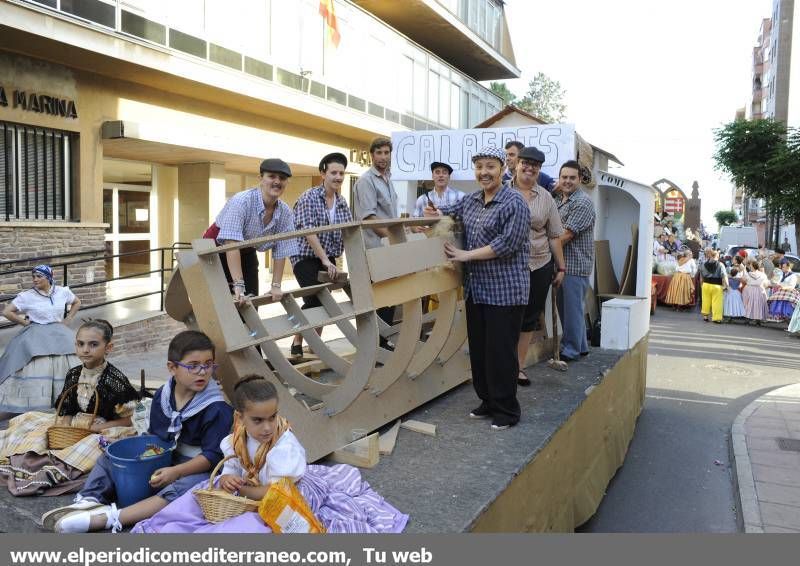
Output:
top-left (518, 160), bottom-right (542, 170)
top-left (171, 361), bottom-right (218, 375)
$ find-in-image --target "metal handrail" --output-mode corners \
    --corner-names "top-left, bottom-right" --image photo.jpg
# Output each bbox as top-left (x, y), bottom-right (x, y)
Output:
top-left (0, 242), bottom-right (192, 328)
top-left (0, 248), bottom-right (107, 268)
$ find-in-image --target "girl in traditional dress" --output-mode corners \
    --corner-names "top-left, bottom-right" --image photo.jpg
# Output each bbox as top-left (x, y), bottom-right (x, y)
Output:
top-left (0, 265), bottom-right (81, 414)
top-left (0, 320), bottom-right (139, 496)
top-left (742, 261), bottom-right (770, 324)
top-left (767, 259), bottom-right (800, 322)
top-left (665, 250), bottom-right (697, 309)
top-left (132, 375), bottom-right (408, 533)
top-left (723, 268), bottom-right (746, 322)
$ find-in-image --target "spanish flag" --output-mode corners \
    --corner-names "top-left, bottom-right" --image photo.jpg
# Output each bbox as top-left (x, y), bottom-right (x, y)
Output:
top-left (319, 0), bottom-right (341, 48)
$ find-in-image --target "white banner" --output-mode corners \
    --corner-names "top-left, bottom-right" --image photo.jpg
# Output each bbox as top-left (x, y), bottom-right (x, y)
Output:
top-left (391, 124), bottom-right (576, 181)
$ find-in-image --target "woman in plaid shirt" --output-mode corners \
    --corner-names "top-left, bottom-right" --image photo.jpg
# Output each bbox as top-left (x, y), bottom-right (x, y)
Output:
top-left (289, 153), bottom-right (353, 357)
top-left (426, 146), bottom-right (530, 430)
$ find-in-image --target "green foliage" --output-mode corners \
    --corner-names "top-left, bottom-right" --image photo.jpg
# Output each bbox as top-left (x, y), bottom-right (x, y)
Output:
top-left (713, 210), bottom-right (738, 227)
top-left (516, 72), bottom-right (567, 123)
top-left (489, 82), bottom-right (517, 106)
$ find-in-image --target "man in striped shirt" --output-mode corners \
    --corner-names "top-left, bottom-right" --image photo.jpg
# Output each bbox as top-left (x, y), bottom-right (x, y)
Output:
top-left (412, 161), bottom-right (465, 218)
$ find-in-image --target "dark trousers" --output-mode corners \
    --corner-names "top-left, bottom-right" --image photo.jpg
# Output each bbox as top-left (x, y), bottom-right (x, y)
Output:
top-left (465, 299), bottom-right (525, 425)
top-left (293, 256), bottom-right (336, 309)
top-left (521, 259), bottom-right (554, 332)
top-left (220, 247), bottom-right (259, 296)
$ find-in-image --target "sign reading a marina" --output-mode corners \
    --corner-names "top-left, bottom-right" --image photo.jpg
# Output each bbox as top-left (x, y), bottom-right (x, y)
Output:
top-left (391, 124), bottom-right (576, 181)
top-left (0, 85), bottom-right (78, 119)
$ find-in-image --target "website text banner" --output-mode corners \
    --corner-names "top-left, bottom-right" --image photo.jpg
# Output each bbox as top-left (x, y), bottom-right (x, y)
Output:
top-left (3, 533), bottom-right (799, 566)
top-left (391, 125), bottom-right (576, 182)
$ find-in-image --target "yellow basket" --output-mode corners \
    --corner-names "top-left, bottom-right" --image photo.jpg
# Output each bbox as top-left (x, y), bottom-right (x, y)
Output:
top-left (194, 455), bottom-right (259, 523)
top-left (47, 383), bottom-right (99, 450)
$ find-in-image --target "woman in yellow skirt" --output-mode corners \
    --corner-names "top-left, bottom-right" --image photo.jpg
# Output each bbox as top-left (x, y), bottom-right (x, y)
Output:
top-left (700, 248), bottom-right (729, 323)
top-left (665, 250), bottom-right (697, 309)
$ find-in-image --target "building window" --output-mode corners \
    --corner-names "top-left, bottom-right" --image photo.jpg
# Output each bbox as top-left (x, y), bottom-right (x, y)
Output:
top-left (0, 122), bottom-right (75, 221)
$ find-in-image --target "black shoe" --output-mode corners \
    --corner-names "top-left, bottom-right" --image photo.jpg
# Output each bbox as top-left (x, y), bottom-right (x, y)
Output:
top-left (517, 371), bottom-right (531, 387)
top-left (290, 344), bottom-right (303, 357)
top-left (490, 418), bottom-right (518, 431)
top-left (559, 353), bottom-right (578, 362)
top-left (469, 403), bottom-right (491, 419)
top-left (580, 351), bottom-right (589, 357)
top-left (379, 338), bottom-right (395, 352)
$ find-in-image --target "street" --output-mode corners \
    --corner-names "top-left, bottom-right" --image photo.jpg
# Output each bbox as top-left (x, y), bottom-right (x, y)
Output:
top-left (580, 309), bottom-right (800, 532)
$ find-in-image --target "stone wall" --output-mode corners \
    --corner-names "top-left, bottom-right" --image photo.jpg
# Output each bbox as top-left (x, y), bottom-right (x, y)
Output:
top-left (0, 223), bottom-right (108, 306)
top-left (110, 313), bottom-right (187, 356)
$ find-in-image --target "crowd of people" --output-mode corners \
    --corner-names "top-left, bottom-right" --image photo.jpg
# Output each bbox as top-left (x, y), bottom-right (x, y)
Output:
top-left (0, 136), bottom-right (601, 534)
top-left (651, 216), bottom-right (800, 333)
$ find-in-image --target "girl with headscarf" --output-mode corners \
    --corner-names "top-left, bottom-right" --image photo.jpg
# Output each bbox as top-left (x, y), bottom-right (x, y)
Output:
top-left (0, 265), bottom-right (81, 413)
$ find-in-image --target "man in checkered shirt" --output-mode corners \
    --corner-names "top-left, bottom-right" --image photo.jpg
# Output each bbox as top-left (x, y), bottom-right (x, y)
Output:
top-left (289, 152), bottom-right (353, 357)
top-left (555, 160), bottom-right (596, 361)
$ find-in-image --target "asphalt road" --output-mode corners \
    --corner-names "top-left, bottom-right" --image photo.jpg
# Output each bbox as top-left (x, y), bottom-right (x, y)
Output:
top-left (579, 308), bottom-right (800, 532)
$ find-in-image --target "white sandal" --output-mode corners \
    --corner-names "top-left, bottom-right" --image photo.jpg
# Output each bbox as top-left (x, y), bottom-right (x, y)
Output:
top-left (55, 503), bottom-right (122, 533)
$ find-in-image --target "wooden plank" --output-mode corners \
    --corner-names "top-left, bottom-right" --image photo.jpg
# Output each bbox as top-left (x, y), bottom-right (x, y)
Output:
top-left (281, 297), bottom-right (352, 376)
top-left (372, 268), bottom-right (461, 310)
top-left (362, 217), bottom-right (440, 229)
top-left (249, 282), bottom-right (344, 308)
top-left (620, 224), bottom-right (639, 296)
top-left (197, 222), bottom-right (362, 256)
top-left (317, 271), bottom-right (349, 284)
top-left (228, 309), bottom-right (372, 352)
top-left (379, 420), bottom-right (401, 455)
top-left (406, 289), bottom-right (456, 379)
top-left (328, 432), bottom-right (379, 468)
top-left (294, 351), bottom-right (356, 375)
top-left (594, 240), bottom-right (619, 295)
top-left (369, 299), bottom-right (422, 395)
top-left (400, 420), bottom-right (437, 437)
top-left (367, 238), bottom-right (449, 283)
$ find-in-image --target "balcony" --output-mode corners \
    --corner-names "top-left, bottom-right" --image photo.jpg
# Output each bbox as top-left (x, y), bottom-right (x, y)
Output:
top-left (350, 0), bottom-right (520, 80)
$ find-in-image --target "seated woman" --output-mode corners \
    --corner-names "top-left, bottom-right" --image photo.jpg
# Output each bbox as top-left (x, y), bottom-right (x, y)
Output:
top-left (767, 259), bottom-right (799, 322)
top-left (0, 320), bottom-right (138, 496)
top-left (665, 250), bottom-right (697, 309)
top-left (132, 376), bottom-right (408, 533)
top-left (0, 265), bottom-right (81, 414)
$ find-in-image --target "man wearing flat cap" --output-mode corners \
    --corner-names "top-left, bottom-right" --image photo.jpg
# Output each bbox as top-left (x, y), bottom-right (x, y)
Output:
top-left (412, 161), bottom-right (465, 218)
top-left (209, 158), bottom-right (296, 303)
top-left (289, 152), bottom-right (354, 357)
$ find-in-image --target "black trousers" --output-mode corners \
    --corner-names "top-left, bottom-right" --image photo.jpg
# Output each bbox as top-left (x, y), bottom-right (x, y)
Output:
top-left (293, 256), bottom-right (336, 309)
top-left (465, 299), bottom-right (525, 425)
top-left (219, 247), bottom-right (259, 296)
top-left (521, 259), bottom-right (554, 332)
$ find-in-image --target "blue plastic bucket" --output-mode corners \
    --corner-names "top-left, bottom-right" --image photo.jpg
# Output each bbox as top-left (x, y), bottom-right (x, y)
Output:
top-left (106, 435), bottom-right (174, 507)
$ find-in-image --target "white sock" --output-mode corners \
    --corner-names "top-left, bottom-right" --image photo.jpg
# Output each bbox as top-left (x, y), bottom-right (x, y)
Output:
top-left (56, 511), bottom-right (93, 533)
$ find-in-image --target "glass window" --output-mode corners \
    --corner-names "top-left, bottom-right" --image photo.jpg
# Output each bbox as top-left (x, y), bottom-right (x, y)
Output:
top-left (413, 61), bottom-right (427, 116)
top-left (439, 76), bottom-right (451, 128)
top-left (399, 56), bottom-right (414, 114)
top-left (167, 0), bottom-right (205, 37)
top-left (470, 94), bottom-right (479, 126)
top-left (427, 70), bottom-right (439, 124)
top-left (451, 84), bottom-right (461, 129)
top-left (61, 0), bottom-right (116, 28)
top-left (461, 89), bottom-right (469, 128)
top-left (1, 122), bottom-right (74, 221)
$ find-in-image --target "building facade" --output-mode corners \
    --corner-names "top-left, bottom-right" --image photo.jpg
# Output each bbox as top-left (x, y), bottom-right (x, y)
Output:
top-left (0, 0), bottom-right (518, 298)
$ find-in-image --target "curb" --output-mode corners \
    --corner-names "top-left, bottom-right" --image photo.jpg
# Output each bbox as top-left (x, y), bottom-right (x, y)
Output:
top-left (731, 396), bottom-right (764, 533)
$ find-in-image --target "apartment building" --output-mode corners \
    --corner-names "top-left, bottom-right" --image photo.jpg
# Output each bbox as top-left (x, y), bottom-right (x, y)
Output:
top-left (0, 0), bottom-right (518, 284)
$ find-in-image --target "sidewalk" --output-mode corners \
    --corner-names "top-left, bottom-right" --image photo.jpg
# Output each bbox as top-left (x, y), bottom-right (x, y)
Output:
top-left (732, 382), bottom-right (800, 533)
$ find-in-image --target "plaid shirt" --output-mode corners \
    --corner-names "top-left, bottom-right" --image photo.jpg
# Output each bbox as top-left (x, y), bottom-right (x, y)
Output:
top-left (440, 184), bottom-right (530, 306)
top-left (556, 189), bottom-right (595, 277)
top-left (412, 187), bottom-right (465, 217)
top-left (291, 185), bottom-right (353, 265)
top-left (214, 188), bottom-right (296, 258)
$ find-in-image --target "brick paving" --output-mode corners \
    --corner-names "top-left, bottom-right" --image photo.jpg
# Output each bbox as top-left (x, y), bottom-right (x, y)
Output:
top-left (733, 382), bottom-right (800, 533)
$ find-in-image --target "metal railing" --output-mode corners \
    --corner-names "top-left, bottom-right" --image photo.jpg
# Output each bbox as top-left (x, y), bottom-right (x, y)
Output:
top-left (0, 243), bottom-right (191, 328)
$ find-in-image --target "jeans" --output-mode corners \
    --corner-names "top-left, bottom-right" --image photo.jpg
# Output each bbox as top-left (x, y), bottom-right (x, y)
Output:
top-left (556, 274), bottom-right (590, 359)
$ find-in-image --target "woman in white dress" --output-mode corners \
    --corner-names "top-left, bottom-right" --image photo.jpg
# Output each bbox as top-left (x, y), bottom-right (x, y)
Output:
top-left (0, 265), bottom-right (81, 414)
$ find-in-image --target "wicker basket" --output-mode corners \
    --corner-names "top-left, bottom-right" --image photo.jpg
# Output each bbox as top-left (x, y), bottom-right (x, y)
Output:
top-left (194, 455), bottom-right (260, 523)
top-left (47, 383), bottom-right (99, 450)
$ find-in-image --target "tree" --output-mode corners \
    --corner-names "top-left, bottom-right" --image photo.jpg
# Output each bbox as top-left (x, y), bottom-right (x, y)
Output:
top-left (489, 81), bottom-right (517, 106)
top-left (713, 118), bottom-right (800, 249)
top-left (517, 72), bottom-right (567, 123)
top-left (714, 210), bottom-right (738, 228)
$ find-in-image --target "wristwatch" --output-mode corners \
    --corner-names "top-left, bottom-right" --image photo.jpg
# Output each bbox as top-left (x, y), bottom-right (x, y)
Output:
top-left (557, 267), bottom-right (567, 273)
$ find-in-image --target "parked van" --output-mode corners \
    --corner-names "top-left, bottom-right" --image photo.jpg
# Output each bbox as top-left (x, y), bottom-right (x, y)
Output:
top-left (718, 226), bottom-right (758, 251)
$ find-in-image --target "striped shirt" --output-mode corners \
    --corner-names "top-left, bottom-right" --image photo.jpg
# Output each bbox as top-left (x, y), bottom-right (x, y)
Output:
top-left (518, 185), bottom-right (564, 271)
top-left (215, 187), bottom-right (296, 258)
top-left (439, 184), bottom-right (530, 306)
top-left (412, 187), bottom-right (465, 217)
top-left (291, 185), bottom-right (353, 265)
top-left (556, 188), bottom-right (595, 277)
